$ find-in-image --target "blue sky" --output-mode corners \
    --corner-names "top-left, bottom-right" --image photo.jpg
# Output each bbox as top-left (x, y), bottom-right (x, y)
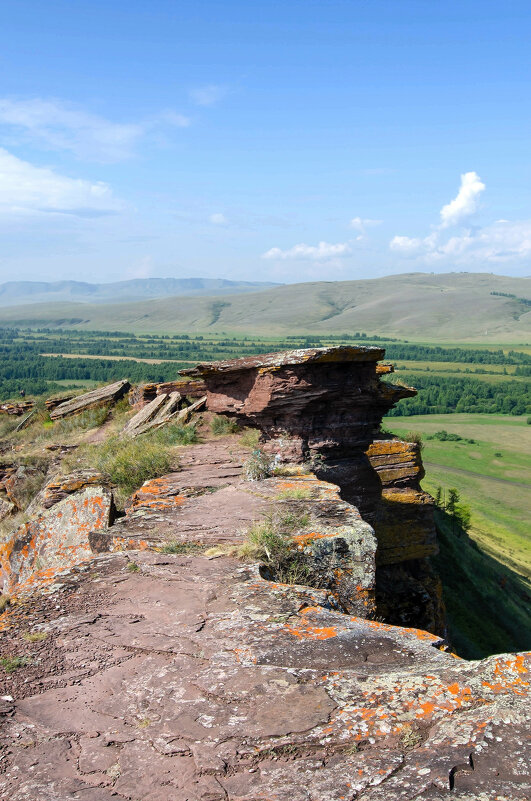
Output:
top-left (0, 0), bottom-right (530, 284)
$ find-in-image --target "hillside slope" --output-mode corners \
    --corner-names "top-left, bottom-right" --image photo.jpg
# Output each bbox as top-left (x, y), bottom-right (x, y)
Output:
top-left (0, 272), bottom-right (529, 341)
top-left (0, 277), bottom-right (280, 306)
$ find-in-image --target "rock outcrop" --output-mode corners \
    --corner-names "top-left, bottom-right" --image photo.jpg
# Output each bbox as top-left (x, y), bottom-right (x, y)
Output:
top-left (49, 380), bottom-right (130, 420)
top-left (0, 470), bottom-right (114, 594)
top-left (367, 439), bottom-right (444, 634)
top-left (129, 379), bottom-right (207, 408)
top-left (1, 346), bottom-right (529, 799)
top-left (182, 346), bottom-right (415, 520)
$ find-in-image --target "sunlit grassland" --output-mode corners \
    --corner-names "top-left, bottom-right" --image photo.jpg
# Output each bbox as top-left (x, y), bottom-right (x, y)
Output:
top-left (384, 414), bottom-right (530, 578)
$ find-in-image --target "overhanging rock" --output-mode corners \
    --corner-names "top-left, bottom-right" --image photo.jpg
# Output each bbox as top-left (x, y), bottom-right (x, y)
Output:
top-left (182, 346), bottom-right (415, 520)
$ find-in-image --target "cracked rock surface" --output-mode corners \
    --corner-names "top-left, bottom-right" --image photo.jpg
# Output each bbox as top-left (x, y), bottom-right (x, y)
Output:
top-left (1, 549), bottom-right (529, 800)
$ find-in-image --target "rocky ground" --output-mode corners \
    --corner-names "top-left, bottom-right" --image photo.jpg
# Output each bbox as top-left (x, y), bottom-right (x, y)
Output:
top-left (1, 356), bottom-right (529, 800)
top-left (0, 432), bottom-right (528, 800)
top-left (1, 546), bottom-right (529, 801)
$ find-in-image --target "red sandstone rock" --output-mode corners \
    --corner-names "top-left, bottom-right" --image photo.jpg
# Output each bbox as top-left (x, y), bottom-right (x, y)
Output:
top-left (0, 401), bottom-right (34, 416)
top-left (0, 470), bottom-right (113, 595)
top-left (182, 346), bottom-right (415, 520)
top-left (49, 380), bottom-right (130, 419)
top-left (0, 549), bottom-right (528, 800)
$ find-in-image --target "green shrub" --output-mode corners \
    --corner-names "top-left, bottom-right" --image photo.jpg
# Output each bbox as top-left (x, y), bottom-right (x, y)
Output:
top-left (243, 449), bottom-right (273, 481)
top-left (211, 415), bottom-right (239, 435)
top-left (239, 508), bottom-right (312, 584)
top-left (152, 422), bottom-right (198, 446)
top-left (1, 655), bottom-right (29, 673)
top-left (405, 430), bottom-right (424, 449)
top-left (95, 436), bottom-right (172, 500)
top-left (239, 427), bottom-right (260, 448)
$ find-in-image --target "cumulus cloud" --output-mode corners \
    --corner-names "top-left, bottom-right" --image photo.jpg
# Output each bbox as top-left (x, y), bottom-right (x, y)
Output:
top-left (349, 216), bottom-right (382, 232)
top-left (388, 171), bottom-right (531, 266)
top-left (189, 85), bottom-right (229, 107)
top-left (389, 235), bottom-right (423, 254)
top-left (440, 171), bottom-right (485, 228)
top-left (390, 219), bottom-right (531, 265)
top-left (262, 241), bottom-right (351, 261)
top-left (209, 212), bottom-right (228, 225)
top-left (0, 98), bottom-right (190, 162)
top-left (0, 147), bottom-right (121, 216)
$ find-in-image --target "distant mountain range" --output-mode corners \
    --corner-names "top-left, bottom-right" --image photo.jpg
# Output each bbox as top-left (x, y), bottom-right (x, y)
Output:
top-left (0, 272), bottom-right (529, 342)
top-left (0, 278), bottom-right (281, 307)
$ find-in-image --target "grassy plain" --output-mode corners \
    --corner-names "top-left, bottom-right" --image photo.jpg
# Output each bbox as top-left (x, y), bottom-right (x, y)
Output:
top-left (384, 414), bottom-right (530, 578)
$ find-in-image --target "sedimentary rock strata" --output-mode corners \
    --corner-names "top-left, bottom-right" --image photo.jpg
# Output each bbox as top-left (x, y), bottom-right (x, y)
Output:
top-left (182, 346), bottom-right (415, 519)
top-left (49, 379), bottom-right (130, 419)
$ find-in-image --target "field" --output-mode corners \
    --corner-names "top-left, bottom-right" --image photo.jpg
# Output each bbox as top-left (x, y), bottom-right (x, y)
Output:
top-left (384, 414), bottom-right (530, 578)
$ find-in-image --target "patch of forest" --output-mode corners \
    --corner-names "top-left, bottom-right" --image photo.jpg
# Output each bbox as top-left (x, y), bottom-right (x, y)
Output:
top-left (0, 328), bottom-right (529, 415)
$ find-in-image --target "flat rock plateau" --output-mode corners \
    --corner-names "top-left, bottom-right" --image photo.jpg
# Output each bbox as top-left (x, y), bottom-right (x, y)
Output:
top-left (0, 347), bottom-right (529, 801)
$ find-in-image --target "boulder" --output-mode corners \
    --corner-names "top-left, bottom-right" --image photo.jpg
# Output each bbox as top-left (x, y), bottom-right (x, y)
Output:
top-left (122, 393), bottom-right (169, 435)
top-left (0, 497), bottom-right (15, 522)
top-left (49, 380), bottom-right (130, 419)
top-left (0, 470), bottom-right (113, 594)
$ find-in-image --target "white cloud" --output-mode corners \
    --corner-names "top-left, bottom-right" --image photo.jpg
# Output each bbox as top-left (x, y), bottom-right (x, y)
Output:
top-left (389, 235), bottom-right (423, 254)
top-left (189, 85), bottom-right (229, 107)
top-left (440, 171), bottom-right (485, 228)
top-left (390, 219), bottom-right (531, 265)
top-left (262, 241), bottom-right (352, 261)
top-left (0, 98), bottom-right (190, 162)
top-left (0, 147), bottom-right (121, 217)
top-left (209, 212), bottom-right (228, 225)
top-left (349, 216), bottom-right (382, 232)
top-left (388, 171), bottom-right (531, 267)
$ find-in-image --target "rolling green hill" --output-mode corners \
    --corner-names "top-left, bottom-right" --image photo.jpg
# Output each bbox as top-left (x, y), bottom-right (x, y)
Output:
top-left (0, 272), bottom-right (529, 342)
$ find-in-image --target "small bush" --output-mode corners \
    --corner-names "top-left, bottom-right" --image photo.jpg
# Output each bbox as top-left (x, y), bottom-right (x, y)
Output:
top-left (1, 655), bottom-right (29, 673)
top-left (239, 508), bottom-right (312, 585)
top-left (159, 541), bottom-right (202, 554)
top-left (152, 422), bottom-right (198, 446)
top-left (239, 427), bottom-right (260, 448)
top-left (127, 562), bottom-right (140, 572)
top-left (243, 449), bottom-right (273, 481)
top-left (96, 436), bottom-right (172, 500)
top-left (405, 431), bottom-right (424, 449)
top-left (211, 415), bottom-right (239, 436)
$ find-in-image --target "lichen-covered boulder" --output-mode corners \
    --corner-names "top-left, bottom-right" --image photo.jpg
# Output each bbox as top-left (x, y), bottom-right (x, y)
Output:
top-left (0, 471), bottom-right (113, 595)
